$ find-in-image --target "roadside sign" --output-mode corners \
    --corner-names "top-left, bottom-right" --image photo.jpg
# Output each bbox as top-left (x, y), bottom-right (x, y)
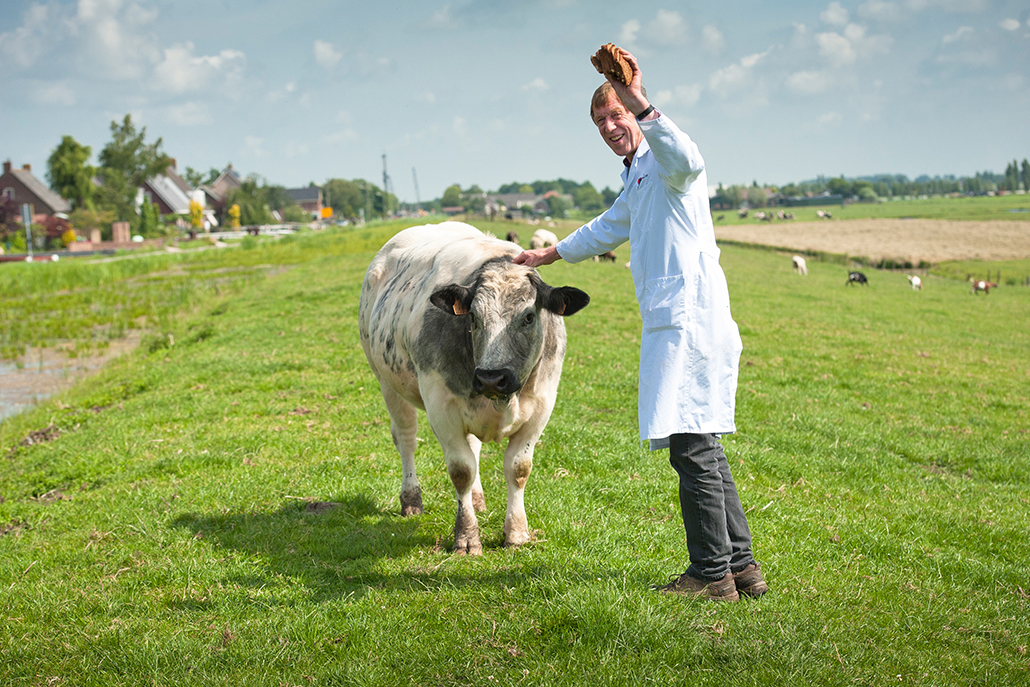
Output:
top-left (21, 203), bottom-right (31, 226)
top-left (321, 206), bottom-right (333, 219)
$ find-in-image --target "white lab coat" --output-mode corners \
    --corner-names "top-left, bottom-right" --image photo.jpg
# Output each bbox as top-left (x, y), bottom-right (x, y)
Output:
top-left (556, 113), bottom-right (742, 449)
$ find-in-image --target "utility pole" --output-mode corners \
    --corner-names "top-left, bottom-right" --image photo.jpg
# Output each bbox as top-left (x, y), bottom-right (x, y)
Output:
top-left (412, 167), bottom-right (421, 210)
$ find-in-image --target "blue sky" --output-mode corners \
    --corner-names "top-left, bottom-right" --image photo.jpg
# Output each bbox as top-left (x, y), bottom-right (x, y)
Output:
top-left (2, 0), bottom-right (1028, 202)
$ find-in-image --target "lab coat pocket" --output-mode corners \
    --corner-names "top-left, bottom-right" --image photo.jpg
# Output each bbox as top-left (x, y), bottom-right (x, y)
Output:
top-left (642, 275), bottom-right (686, 333)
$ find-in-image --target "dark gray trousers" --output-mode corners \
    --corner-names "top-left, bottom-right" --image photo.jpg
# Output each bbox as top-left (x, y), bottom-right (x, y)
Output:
top-left (668, 433), bottom-right (755, 581)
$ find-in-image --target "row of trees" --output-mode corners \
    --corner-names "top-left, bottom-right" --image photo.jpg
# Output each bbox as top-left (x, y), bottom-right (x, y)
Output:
top-left (437, 179), bottom-right (619, 217)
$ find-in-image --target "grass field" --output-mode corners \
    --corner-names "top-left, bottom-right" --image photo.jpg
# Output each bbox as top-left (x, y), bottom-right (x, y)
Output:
top-left (1, 220), bottom-right (1029, 685)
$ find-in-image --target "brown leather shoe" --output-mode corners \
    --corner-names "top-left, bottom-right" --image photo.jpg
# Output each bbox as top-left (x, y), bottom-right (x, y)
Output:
top-left (657, 571), bottom-right (739, 601)
top-left (733, 561), bottom-right (769, 598)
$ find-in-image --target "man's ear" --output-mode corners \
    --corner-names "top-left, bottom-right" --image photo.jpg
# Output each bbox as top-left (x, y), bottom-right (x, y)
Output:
top-left (429, 284), bottom-right (474, 316)
top-left (539, 285), bottom-right (590, 316)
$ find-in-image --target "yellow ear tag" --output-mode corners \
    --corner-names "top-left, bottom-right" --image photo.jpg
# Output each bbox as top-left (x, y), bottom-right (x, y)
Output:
top-left (453, 301), bottom-right (469, 316)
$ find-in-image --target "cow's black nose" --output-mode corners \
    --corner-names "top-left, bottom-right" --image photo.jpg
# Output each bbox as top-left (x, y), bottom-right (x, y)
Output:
top-left (473, 368), bottom-right (520, 398)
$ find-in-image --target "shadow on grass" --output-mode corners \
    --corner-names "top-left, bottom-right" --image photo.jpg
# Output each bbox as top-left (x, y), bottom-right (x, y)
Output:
top-left (171, 492), bottom-right (616, 603)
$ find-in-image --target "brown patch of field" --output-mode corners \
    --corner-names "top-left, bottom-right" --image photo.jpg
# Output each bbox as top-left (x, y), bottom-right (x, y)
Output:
top-left (715, 219), bottom-right (1030, 263)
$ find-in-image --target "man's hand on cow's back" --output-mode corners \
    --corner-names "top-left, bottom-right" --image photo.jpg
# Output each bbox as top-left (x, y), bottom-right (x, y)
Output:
top-left (514, 246), bottom-right (561, 268)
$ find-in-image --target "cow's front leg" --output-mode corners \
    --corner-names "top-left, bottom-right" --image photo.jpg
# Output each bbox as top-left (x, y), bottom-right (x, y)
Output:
top-left (466, 433), bottom-right (486, 512)
top-left (502, 430), bottom-right (539, 547)
top-left (380, 385), bottom-right (422, 516)
top-left (446, 450), bottom-right (483, 555)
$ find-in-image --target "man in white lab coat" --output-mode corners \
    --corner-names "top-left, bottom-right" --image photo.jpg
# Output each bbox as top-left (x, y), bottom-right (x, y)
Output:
top-left (515, 49), bottom-right (766, 601)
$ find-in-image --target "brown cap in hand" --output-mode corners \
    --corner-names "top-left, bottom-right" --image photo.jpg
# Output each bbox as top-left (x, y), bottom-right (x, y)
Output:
top-left (590, 43), bottom-right (632, 85)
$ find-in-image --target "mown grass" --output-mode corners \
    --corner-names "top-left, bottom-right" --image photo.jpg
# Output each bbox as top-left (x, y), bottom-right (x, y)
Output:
top-left (712, 193), bottom-right (1030, 225)
top-left (1, 220), bottom-right (1028, 686)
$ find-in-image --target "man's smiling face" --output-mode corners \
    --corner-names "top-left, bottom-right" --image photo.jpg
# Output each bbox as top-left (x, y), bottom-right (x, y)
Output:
top-left (593, 95), bottom-right (643, 160)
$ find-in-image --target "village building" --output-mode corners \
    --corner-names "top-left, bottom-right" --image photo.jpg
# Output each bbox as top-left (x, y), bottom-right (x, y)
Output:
top-left (1, 160), bottom-right (71, 221)
top-left (285, 186), bottom-right (323, 218)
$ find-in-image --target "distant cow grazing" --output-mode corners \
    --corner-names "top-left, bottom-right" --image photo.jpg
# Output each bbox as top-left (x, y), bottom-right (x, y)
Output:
top-left (792, 255), bottom-right (808, 275)
top-left (529, 228), bottom-right (558, 250)
top-left (908, 275), bottom-right (922, 291)
top-left (846, 271), bottom-right (868, 286)
top-left (592, 251), bottom-right (617, 263)
top-left (817, 210), bottom-right (833, 219)
top-left (359, 222), bottom-right (590, 554)
top-left (969, 278), bottom-right (997, 295)
top-left (505, 231), bottom-right (519, 245)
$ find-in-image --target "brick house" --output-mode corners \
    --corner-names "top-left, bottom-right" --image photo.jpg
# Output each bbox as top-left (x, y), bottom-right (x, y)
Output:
top-left (1, 160), bottom-right (72, 220)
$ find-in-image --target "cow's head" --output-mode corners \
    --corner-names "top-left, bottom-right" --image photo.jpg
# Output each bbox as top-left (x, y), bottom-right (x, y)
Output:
top-left (429, 261), bottom-right (589, 399)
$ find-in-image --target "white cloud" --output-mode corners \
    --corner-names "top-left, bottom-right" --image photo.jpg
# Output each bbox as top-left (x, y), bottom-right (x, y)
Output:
top-left (452, 116), bottom-right (466, 136)
top-left (266, 81), bottom-right (297, 103)
top-left (0, 4), bottom-right (52, 68)
top-left (942, 26), bottom-right (973, 43)
top-left (858, 1), bottom-right (903, 22)
top-left (522, 78), bottom-right (549, 92)
top-left (314, 40), bottom-right (341, 68)
top-left (243, 135), bottom-right (268, 158)
top-left (787, 70), bottom-right (834, 94)
top-left (76, 0), bottom-right (162, 79)
top-left (702, 25), bottom-right (725, 52)
top-left (654, 84), bottom-right (703, 108)
top-left (648, 10), bottom-right (688, 45)
top-left (322, 130), bottom-right (357, 145)
top-left (425, 4), bottom-right (456, 29)
top-left (999, 18), bottom-right (1020, 31)
top-left (619, 19), bottom-right (641, 47)
top-left (153, 42), bottom-right (246, 93)
top-left (821, 2), bottom-right (850, 26)
top-left (709, 50), bottom-right (770, 97)
top-left (31, 81), bottom-right (76, 106)
top-left (818, 31), bottom-right (856, 64)
top-left (905, 0), bottom-right (989, 13)
top-left (415, 91), bottom-right (437, 103)
top-left (166, 101), bottom-right (212, 126)
top-left (817, 111), bottom-right (843, 126)
top-left (818, 24), bottom-right (892, 66)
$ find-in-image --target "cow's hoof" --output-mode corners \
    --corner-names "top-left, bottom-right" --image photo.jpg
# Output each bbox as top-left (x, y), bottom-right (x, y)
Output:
top-left (400, 487), bottom-right (423, 516)
top-left (453, 534), bottom-right (483, 556)
top-left (503, 515), bottom-right (531, 547)
top-left (471, 488), bottom-right (486, 513)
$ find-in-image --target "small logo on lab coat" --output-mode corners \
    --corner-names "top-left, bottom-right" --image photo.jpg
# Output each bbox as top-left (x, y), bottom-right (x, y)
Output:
top-left (636, 173), bottom-right (649, 186)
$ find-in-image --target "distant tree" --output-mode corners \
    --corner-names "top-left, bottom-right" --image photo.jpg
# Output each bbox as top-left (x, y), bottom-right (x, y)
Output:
top-left (1021, 159), bottom-right (1030, 192)
top-left (442, 184), bottom-right (462, 207)
top-left (38, 215), bottom-right (72, 249)
top-left (779, 183), bottom-right (802, 197)
top-left (46, 135), bottom-right (96, 210)
top-left (518, 184), bottom-right (534, 194)
top-left (96, 114), bottom-right (173, 222)
top-left (826, 176), bottom-right (851, 196)
top-left (138, 200), bottom-right (159, 237)
top-left (1004, 160), bottom-right (1020, 192)
top-left (183, 166), bottom-right (219, 188)
top-left (69, 205), bottom-right (116, 241)
top-left (545, 194), bottom-right (569, 217)
top-left (601, 186), bottom-right (619, 207)
top-left (573, 182), bottom-right (604, 212)
top-left (325, 178), bottom-right (363, 218)
top-left (723, 185), bottom-right (745, 208)
top-left (746, 185), bottom-right (767, 208)
top-left (226, 179), bottom-right (273, 225)
top-left (852, 180), bottom-right (877, 201)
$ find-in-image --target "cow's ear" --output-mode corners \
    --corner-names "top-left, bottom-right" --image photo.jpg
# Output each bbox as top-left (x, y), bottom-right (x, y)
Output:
top-left (541, 286), bottom-right (590, 317)
top-left (430, 285), bottom-right (474, 316)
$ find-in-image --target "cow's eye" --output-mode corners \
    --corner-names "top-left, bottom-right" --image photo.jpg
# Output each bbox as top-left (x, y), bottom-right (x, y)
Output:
top-left (523, 312), bottom-right (535, 326)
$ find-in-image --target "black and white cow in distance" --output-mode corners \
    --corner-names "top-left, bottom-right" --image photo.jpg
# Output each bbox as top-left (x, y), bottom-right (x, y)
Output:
top-left (358, 222), bottom-right (590, 554)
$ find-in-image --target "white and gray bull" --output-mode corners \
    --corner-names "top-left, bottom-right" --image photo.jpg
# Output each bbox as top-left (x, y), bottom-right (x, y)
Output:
top-left (358, 222), bottom-right (590, 554)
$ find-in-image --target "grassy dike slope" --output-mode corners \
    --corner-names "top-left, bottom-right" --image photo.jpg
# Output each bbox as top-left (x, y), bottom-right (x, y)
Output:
top-left (1, 221), bottom-right (1028, 686)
